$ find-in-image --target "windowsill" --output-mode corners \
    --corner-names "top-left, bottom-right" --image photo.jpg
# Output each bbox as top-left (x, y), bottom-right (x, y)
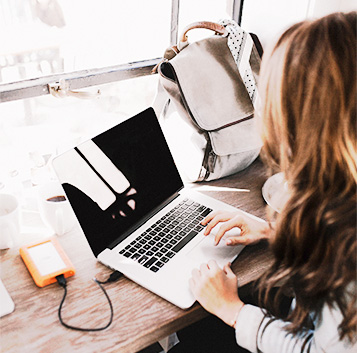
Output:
top-left (0, 75), bottom-right (157, 209)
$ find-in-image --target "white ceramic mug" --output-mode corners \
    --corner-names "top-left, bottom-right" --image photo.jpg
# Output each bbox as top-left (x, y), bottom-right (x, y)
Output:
top-left (36, 181), bottom-right (76, 236)
top-left (0, 194), bottom-right (20, 249)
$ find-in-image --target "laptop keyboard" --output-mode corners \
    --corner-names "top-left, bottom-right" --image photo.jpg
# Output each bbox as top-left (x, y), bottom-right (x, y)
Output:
top-left (119, 198), bottom-right (212, 272)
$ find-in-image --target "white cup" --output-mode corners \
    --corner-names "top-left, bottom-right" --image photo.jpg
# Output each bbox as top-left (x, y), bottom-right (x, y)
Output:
top-left (36, 181), bottom-right (76, 236)
top-left (0, 194), bottom-right (20, 249)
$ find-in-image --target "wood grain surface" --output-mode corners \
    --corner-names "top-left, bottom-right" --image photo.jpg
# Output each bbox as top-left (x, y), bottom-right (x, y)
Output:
top-left (0, 158), bottom-right (273, 353)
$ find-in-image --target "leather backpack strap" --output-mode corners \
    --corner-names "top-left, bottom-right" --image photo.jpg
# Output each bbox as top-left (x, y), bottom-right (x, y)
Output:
top-left (178, 21), bottom-right (228, 50)
top-left (180, 21), bottom-right (228, 43)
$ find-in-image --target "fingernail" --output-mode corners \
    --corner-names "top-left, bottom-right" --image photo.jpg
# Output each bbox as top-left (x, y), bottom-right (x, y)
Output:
top-left (226, 239), bottom-right (232, 245)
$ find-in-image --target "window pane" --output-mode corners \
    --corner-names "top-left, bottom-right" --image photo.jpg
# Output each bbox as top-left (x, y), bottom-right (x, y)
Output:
top-left (178, 0), bottom-right (232, 43)
top-left (0, 0), bottom-right (171, 84)
top-left (0, 75), bottom-right (157, 201)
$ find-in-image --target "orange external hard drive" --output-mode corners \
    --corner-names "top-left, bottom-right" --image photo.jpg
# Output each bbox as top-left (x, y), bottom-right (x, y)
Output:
top-left (20, 238), bottom-right (75, 287)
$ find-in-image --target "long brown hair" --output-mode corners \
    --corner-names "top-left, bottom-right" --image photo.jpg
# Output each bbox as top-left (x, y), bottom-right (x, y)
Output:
top-left (258, 12), bottom-right (356, 342)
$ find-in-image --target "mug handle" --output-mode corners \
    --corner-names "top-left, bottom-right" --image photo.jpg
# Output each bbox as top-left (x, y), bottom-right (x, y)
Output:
top-left (55, 208), bottom-right (65, 236)
top-left (0, 224), bottom-right (15, 249)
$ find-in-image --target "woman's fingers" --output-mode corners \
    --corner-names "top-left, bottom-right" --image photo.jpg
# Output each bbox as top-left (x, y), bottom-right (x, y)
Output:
top-left (207, 259), bottom-right (220, 271)
top-left (203, 213), bottom-right (231, 235)
top-left (202, 211), bottom-right (238, 236)
top-left (189, 261), bottom-right (243, 326)
top-left (213, 217), bottom-right (243, 245)
top-left (223, 262), bottom-right (235, 278)
top-left (200, 263), bottom-right (209, 274)
top-left (225, 236), bottom-right (246, 246)
top-left (201, 210), bottom-right (271, 246)
top-left (191, 268), bottom-right (201, 281)
top-left (200, 211), bottom-right (216, 226)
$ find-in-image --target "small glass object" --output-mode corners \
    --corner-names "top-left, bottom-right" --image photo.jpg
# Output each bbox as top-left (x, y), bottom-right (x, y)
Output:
top-left (262, 172), bottom-right (290, 213)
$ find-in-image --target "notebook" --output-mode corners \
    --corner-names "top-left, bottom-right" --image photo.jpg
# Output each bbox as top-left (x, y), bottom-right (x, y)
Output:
top-left (0, 279), bottom-right (15, 317)
top-left (52, 107), bottom-right (262, 309)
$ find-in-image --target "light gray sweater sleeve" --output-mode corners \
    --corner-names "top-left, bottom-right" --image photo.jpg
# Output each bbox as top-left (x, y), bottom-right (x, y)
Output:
top-left (235, 304), bottom-right (356, 353)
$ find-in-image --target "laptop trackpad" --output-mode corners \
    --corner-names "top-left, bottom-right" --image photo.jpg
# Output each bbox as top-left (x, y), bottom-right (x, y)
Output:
top-left (186, 229), bottom-right (243, 266)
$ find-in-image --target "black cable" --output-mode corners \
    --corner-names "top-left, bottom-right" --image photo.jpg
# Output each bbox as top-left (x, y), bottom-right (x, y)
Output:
top-left (56, 271), bottom-right (122, 331)
top-left (95, 270), bottom-right (123, 284)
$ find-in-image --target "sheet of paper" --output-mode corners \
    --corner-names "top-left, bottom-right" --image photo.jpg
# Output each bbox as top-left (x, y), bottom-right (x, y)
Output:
top-left (0, 279), bottom-right (15, 317)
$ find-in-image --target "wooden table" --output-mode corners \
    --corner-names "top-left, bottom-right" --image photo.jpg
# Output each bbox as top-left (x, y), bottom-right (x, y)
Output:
top-left (0, 158), bottom-right (273, 353)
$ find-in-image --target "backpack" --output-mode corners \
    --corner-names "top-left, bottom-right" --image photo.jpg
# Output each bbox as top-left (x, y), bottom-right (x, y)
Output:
top-left (152, 20), bottom-right (263, 182)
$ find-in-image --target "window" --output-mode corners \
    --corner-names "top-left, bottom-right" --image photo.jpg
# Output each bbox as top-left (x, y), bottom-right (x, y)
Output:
top-left (0, 0), bottom-right (241, 203)
top-left (0, 0), bottom-right (353, 205)
top-left (0, 0), bottom-right (173, 83)
top-left (0, 0), bottom-right (241, 101)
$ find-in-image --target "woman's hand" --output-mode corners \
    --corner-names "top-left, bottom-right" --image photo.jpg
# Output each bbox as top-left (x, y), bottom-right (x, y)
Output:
top-left (189, 260), bottom-right (244, 327)
top-left (201, 210), bottom-right (271, 246)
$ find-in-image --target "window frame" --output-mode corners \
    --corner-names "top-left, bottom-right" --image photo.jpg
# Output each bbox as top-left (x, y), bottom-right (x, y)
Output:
top-left (0, 0), bottom-right (243, 103)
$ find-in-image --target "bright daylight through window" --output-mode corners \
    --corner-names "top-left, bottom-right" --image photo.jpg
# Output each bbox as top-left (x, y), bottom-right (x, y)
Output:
top-left (0, 0), bottom-right (235, 211)
top-left (1, 0), bottom-right (349, 212)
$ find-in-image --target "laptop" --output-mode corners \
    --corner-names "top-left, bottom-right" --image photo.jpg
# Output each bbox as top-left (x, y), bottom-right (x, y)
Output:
top-left (52, 107), bottom-right (262, 309)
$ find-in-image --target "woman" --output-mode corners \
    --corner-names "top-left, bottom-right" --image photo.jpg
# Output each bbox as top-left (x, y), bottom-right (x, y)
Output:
top-left (175, 11), bottom-right (356, 353)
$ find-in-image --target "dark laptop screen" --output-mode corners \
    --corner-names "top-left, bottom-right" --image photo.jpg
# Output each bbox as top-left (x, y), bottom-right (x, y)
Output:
top-left (53, 108), bottom-right (184, 257)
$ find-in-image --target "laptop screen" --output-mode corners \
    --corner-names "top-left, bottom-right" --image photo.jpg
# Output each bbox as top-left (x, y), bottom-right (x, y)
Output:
top-left (53, 108), bottom-right (184, 257)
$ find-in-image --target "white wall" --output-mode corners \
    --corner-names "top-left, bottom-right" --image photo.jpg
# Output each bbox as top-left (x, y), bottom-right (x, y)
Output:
top-left (241, 0), bottom-right (356, 48)
top-left (309, 0), bottom-right (356, 17)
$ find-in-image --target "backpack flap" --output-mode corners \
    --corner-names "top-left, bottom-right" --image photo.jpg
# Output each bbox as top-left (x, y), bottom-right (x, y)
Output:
top-left (208, 117), bottom-right (261, 157)
top-left (160, 35), bottom-right (261, 156)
